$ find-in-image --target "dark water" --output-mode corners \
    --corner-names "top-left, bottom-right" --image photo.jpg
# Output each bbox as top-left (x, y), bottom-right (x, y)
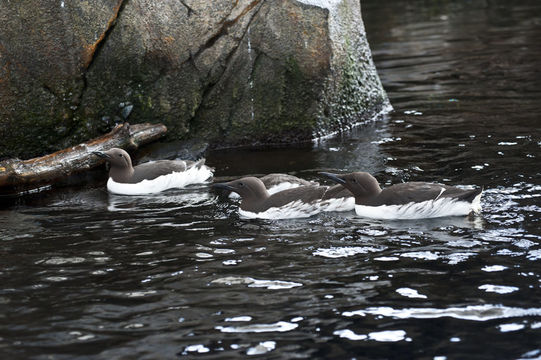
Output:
top-left (2, 1), bottom-right (541, 359)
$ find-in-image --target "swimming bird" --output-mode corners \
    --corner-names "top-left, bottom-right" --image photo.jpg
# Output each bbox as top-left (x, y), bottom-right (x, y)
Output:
top-left (320, 171), bottom-right (482, 220)
top-left (93, 148), bottom-right (213, 195)
top-left (213, 176), bottom-right (353, 219)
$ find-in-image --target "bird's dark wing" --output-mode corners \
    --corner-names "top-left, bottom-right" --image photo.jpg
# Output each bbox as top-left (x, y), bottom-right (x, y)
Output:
top-left (373, 182), bottom-right (480, 205)
top-left (260, 173), bottom-right (315, 187)
top-left (130, 160), bottom-right (187, 182)
top-left (184, 158), bottom-right (206, 170)
top-left (440, 186), bottom-right (483, 203)
top-left (264, 185), bottom-right (328, 209)
top-left (322, 184), bottom-right (352, 200)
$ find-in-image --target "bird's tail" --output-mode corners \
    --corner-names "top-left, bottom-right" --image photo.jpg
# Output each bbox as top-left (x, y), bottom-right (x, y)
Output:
top-left (468, 187), bottom-right (483, 214)
top-left (458, 187), bottom-right (483, 203)
top-left (185, 158), bottom-right (209, 170)
top-left (192, 158), bottom-right (206, 169)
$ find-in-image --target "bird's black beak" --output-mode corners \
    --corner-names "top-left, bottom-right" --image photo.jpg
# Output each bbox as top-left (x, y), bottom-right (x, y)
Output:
top-left (212, 182), bottom-right (235, 192)
top-left (92, 151), bottom-right (110, 159)
top-left (319, 172), bottom-right (346, 184)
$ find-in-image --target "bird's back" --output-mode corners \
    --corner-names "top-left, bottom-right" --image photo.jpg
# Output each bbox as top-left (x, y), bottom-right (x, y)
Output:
top-left (260, 173), bottom-right (316, 188)
top-left (130, 160), bottom-right (187, 183)
top-left (373, 182), bottom-right (481, 206)
top-left (260, 185), bottom-right (328, 211)
top-left (322, 184), bottom-right (352, 200)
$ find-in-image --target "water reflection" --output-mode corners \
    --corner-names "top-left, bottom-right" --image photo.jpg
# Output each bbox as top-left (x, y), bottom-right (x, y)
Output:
top-left (216, 321), bottom-right (299, 333)
top-left (342, 304), bottom-right (541, 322)
top-left (334, 328), bottom-right (410, 342)
top-left (106, 186), bottom-right (216, 213)
top-left (211, 276), bottom-right (303, 290)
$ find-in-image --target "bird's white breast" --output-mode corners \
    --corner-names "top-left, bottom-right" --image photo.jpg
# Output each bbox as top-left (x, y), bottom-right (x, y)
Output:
top-left (320, 196), bottom-right (355, 212)
top-left (107, 165), bottom-right (213, 195)
top-left (238, 200), bottom-right (321, 219)
top-left (355, 194), bottom-right (482, 220)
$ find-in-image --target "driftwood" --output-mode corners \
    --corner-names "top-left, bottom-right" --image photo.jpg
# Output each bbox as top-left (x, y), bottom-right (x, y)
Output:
top-left (0, 123), bottom-right (167, 196)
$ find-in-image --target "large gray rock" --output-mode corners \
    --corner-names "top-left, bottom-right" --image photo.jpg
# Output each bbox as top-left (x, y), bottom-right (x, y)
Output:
top-left (0, 0), bottom-right (389, 159)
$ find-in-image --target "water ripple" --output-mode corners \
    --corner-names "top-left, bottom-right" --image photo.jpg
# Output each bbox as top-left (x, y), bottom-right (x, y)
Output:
top-left (216, 321), bottom-right (298, 333)
top-left (246, 341), bottom-right (276, 356)
top-left (478, 284), bottom-right (519, 294)
top-left (313, 245), bottom-right (386, 258)
top-left (343, 304), bottom-right (541, 321)
top-left (334, 329), bottom-right (410, 342)
top-left (211, 277), bottom-right (302, 290)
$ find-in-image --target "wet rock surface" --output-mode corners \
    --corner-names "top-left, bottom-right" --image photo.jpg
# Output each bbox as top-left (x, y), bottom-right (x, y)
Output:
top-left (0, 0), bottom-right (388, 159)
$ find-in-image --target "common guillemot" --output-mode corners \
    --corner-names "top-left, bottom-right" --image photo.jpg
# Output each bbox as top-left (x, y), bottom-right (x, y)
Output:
top-left (93, 148), bottom-right (213, 195)
top-left (213, 176), bottom-right (353, 219)
top-left (320, 171), bottom-right (482, 220)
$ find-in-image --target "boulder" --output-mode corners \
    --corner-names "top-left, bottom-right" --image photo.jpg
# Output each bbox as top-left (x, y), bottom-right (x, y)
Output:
top-left (0, 0), bottom-right (389, 159)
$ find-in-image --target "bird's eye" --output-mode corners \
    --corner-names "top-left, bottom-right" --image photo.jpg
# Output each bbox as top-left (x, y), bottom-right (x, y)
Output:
top-left (119, 154), bottom-right (123, 157)
top-left (351, 179), bottom-right (357, 183)
top-left (238, 182), bottom-right (244, 187)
